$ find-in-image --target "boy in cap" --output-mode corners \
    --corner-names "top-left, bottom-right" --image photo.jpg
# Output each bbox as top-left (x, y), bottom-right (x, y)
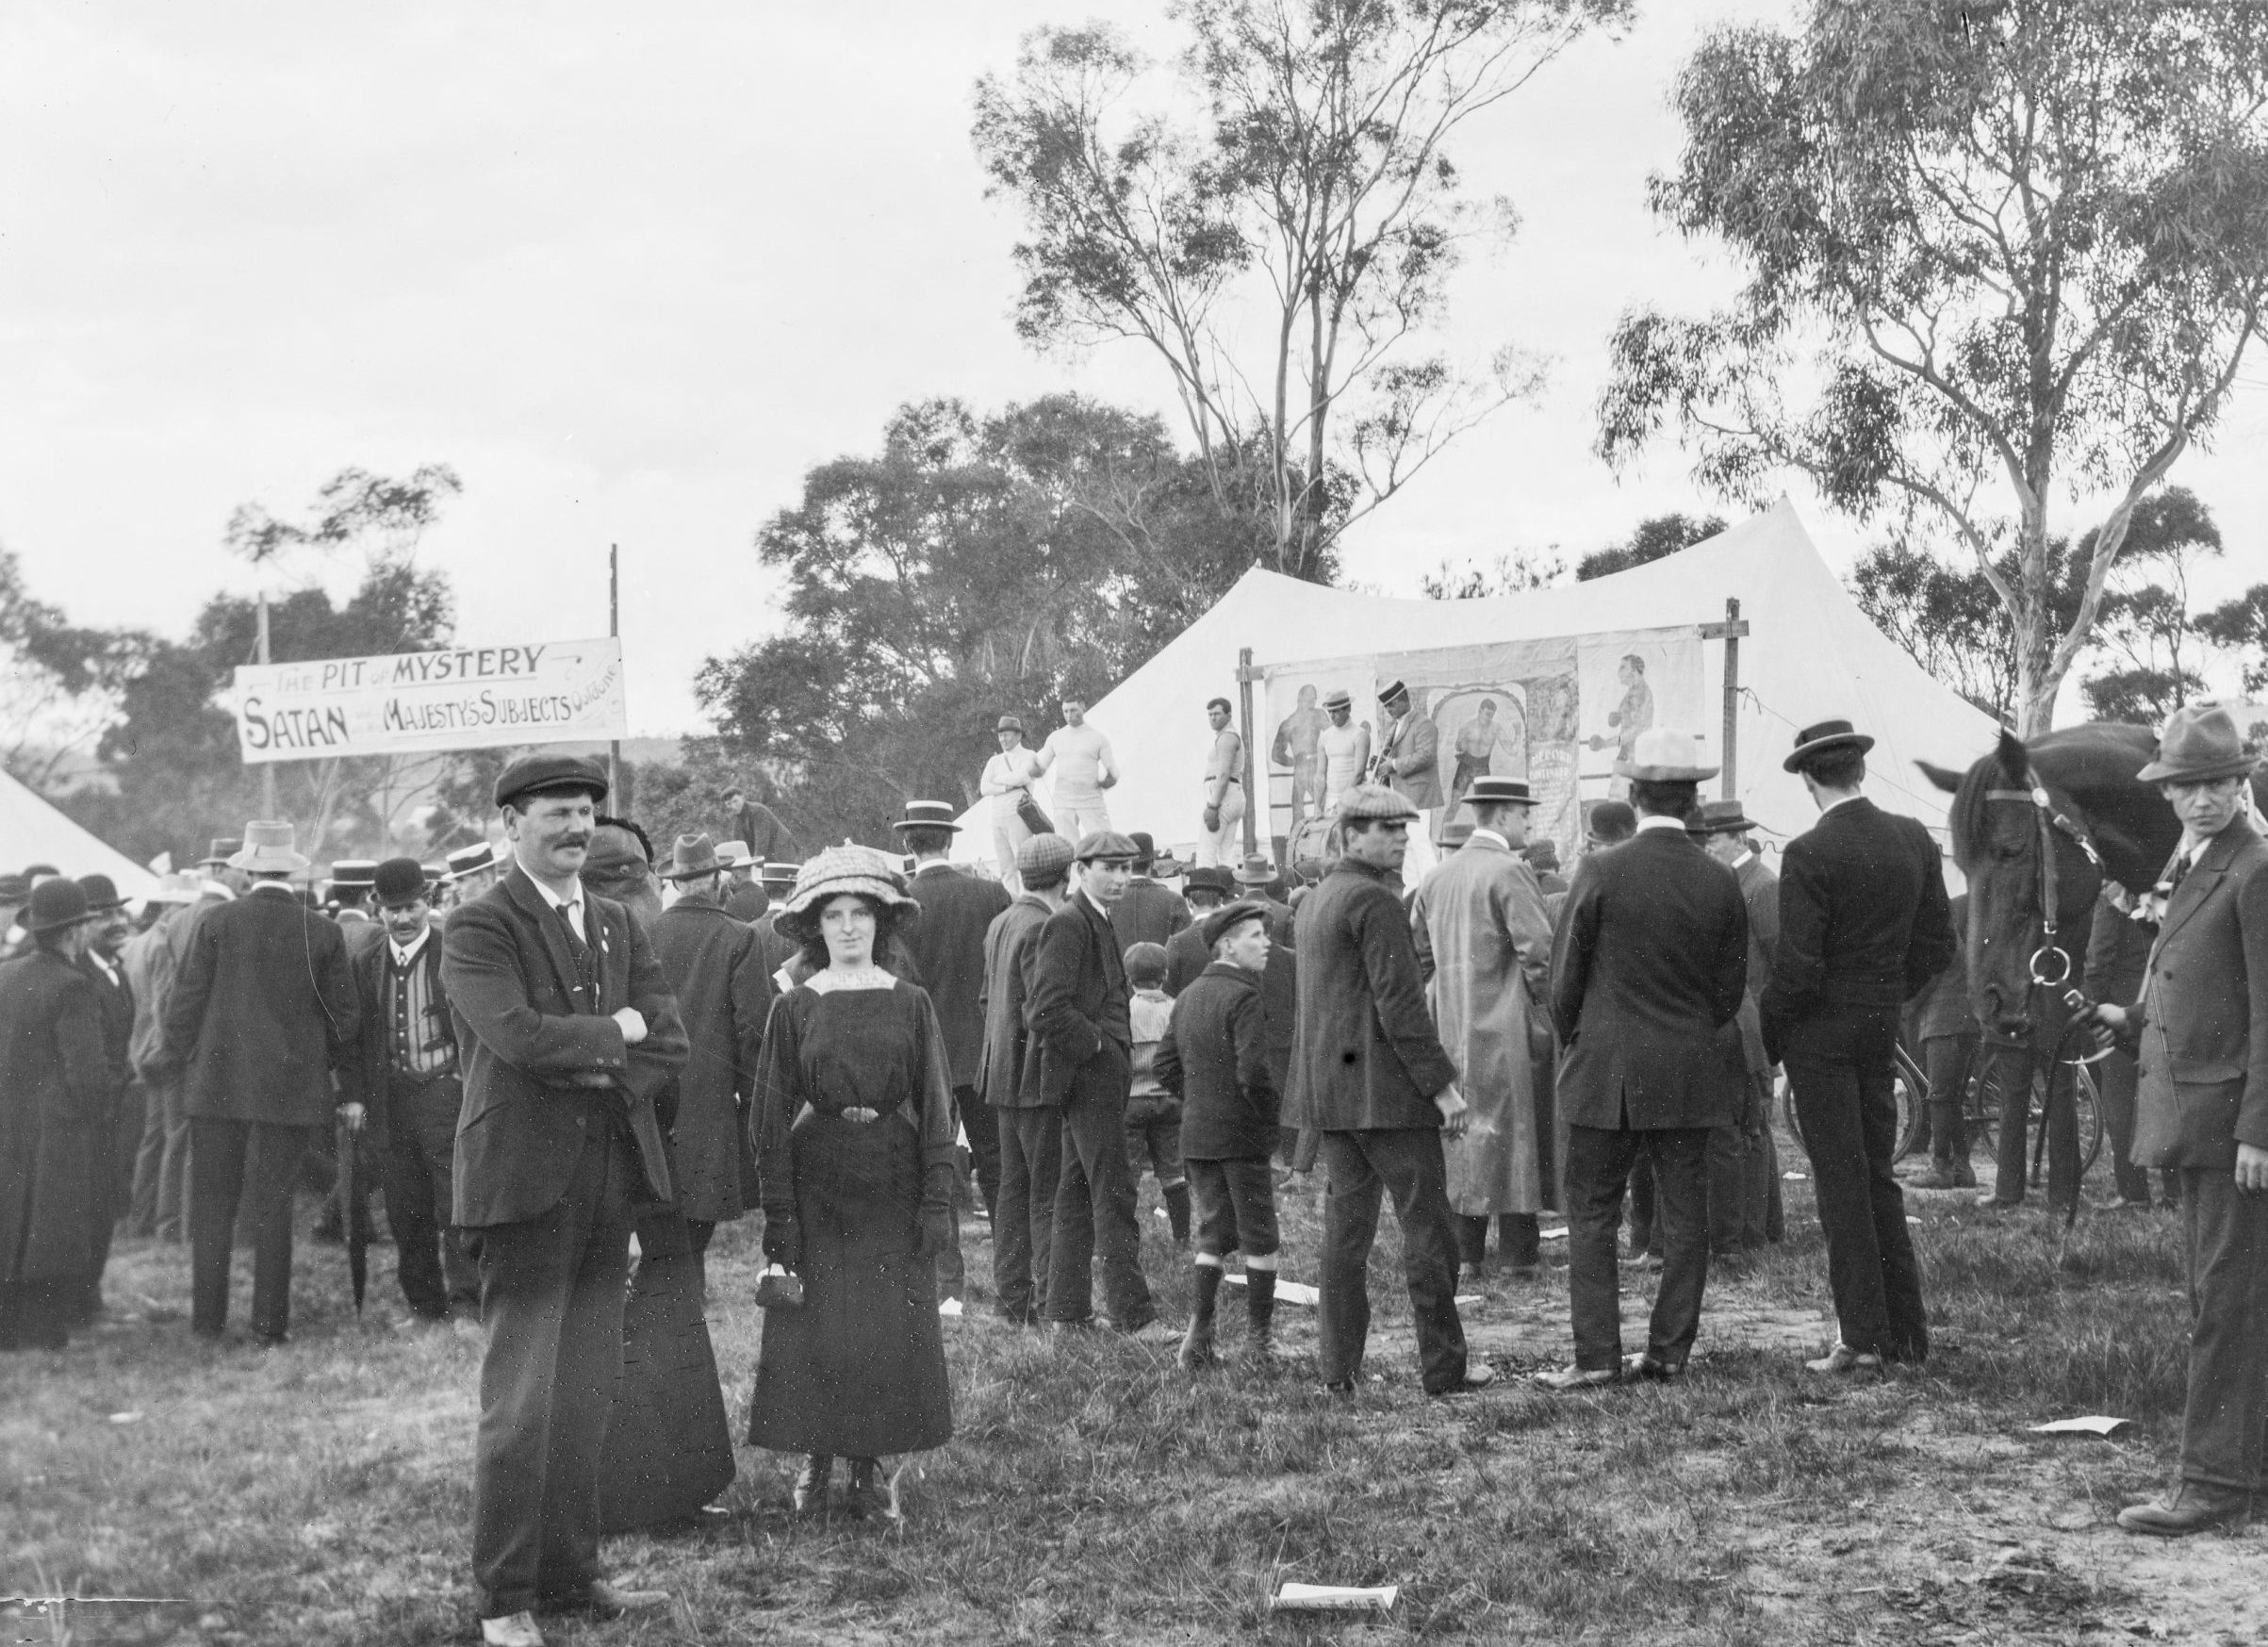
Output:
top-left (1122, 942), bottom-right (1189, 1246)
top-left (1156, 899), bottom-right (1280, 1368)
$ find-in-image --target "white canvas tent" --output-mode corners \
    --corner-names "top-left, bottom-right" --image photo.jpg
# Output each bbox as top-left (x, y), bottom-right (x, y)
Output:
top-left (953, 501), bottom-right (2002, 872)
top-left (2, 768), bottom-right (162, 898)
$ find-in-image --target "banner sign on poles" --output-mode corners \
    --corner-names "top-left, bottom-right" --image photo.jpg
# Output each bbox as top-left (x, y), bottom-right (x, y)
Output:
top-left (231, 638), bottom-right (629, 764)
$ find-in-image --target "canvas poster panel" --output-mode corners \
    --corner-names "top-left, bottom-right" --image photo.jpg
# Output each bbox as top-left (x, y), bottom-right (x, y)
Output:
top-left (1261, 655), bottom-right (1380, 857)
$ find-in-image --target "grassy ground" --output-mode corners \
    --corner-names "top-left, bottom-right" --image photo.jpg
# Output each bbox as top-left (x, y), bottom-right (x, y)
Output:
top-left (6, 1128), bottom-right (2261, 1647)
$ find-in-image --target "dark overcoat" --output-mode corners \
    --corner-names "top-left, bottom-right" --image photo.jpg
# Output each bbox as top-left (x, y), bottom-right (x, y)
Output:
top-left (1284, 856), bottom-right (1458, 1131)
top-left (1550, 826), bottom-right (1748, 1131)
top-left (977, 894), bottom-right (1052, 1111)
top-left (1109, 877), bottom-right (1191, 956)
top-left (649, 889), bottom-right (770, 1223)
top-left (0, 950), bottom-right (109, 1283)
top-left (156, 885), bottom-right (361, 1127)
top-left (441, 865), bottom-right (689, 1227)
top-left (1155, 961), bottom-right (1276, 1160)
top-left (905, 862), bottom-right (1012, 1088)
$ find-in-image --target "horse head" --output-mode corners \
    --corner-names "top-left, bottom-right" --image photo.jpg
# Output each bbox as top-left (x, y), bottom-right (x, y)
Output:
top-left (1919, 725), bottom-right (2169, 1041)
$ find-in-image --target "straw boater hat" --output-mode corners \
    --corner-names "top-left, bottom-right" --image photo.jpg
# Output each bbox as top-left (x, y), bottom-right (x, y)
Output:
top-left (1335, 783), bottom-right (1419, 823)
top-left (1464, 776), bottom-right (1537, 808)
top-left (891, 799), bottom-right (963, 835)
top-left (145, 871), bottom-right (202, 905)
top-left (23, 877), bottom-right (93, 935)
top-left (1781, 718), bottom-right (1874, 774)
top-left (661, 833), bottom-right (726, 881)
top-left (761, 860), bottom-right (800, 892)
top-left (328, 859), bottom-right (377, 892)
top-left (1686, 799), bottom-right (1758, 837)
top-left (2137, 702), bottom-right (2260, 785)
top-left (229, 820), bottom-right (310, 875)
top-left (1323, 687), bottom-right (1353, 711)
top-left (1614, 728), bottom-right (1719, 782)
top-left (1378, 679), bottom-right (1411, 707)
top-left (445, 841), bottom-right (499, 881)
top-left (779, 844), bottom-right (917, 931)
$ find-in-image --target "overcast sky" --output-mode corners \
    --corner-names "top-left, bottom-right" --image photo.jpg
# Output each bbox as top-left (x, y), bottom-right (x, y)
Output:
top-left (4, 1), bottom-right (2261, 734)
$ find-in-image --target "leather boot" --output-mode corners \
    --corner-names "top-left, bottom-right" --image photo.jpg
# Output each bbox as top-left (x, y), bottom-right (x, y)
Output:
top-left (1910, 1102), bottom-right (1974, 1188)
top-left (1245, 1268), bottom-right (1276, 1364)
top-left (2117, 1481), bottom-right (2250, 1537)
top-left (845, 1457), bottom-right (882, 1520)
top-left (1178, 1264), bottom-right (1221, 1369)
top-left (792, 1454), bottom-right (831, 1515)
top-left (1163, 1181), bottom-right (1192, 1246)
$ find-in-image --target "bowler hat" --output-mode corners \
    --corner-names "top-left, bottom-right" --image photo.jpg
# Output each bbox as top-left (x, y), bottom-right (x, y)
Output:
top-left (1614, 728), bottom-right (1719, 782)
top-left (493, 752), bottom-right (608, 811)
top-left (662, 833), bottom-right (725, 881)
top-left (74, 874), bottom-right (125, 913)
top-left (1014, 832), bottom-right (1076, 881)
top-left (1182, 865), bottom-right (1234, 898)
top-left (1201, 898), bottom-right (1271, 950)
top-left (1464, 776), bottom-right (1536, 807)
top-left (1781, 718), bottom-right (1874, 774)
top-left (2137, 702), bottom-right (2261, 784)
top-left (1335, 783), bottom-right (1418, 824)
top-left (891, 799), bottom-right (963, 835)
top-left (445, 841), bottom-right (499, 880)
top-left (1074, 830), bottom-right (1140, 864)
top-left (229, 820), bottom-right (311, 875)
top-left (24, 877), bottom-right (91, 935)
top-left (1686, 799), bottom-right (1757, 837)
top-left (1127, 832), bottom-right (1157, 868)
top-left (1586, 800), bottom-right (1637, 845)
top-left (372, 857), bottom-right (432, 908)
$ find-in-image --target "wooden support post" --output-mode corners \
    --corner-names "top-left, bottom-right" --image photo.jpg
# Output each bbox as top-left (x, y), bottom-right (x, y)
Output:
top-left (1235, 648), bottom-right (1260, 859)
top-left (256, 592), bottom-right (276, 819)
top-left (608, 543), bottom-right (621, 808)
top-left (1700, 598), bottom-right (1749, 800)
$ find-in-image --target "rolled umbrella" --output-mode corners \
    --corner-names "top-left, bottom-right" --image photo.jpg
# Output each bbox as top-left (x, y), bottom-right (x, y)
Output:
top-left (337, 1111), bottom-right (367, 1314)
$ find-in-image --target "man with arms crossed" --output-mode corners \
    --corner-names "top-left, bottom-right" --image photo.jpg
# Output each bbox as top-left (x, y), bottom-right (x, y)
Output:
top-left (443, 754), bottom-right (688, 1647)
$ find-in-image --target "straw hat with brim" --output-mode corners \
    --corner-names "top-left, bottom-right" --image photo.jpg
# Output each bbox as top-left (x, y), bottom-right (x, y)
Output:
top-left (662, 833), bottom-right (725, 881)
top-left (2137, 702), bottom-right (2261, 784)
top-left (75, 875), bottom-right (125, 913)
top-left (761, 860), bottom-right (800, 890)
top-left (328, 860), bottom-right (378, 889)
top-left (1687, 799), bottom-right (1758, 837)
top-left (1464, 777), bottom-right (1536, 807)
top-left (1201, 898), bottom-right (1272, 950)
top-left (1614, 728), bottom-right (1719, 782)
top-left (715, 840), bottom-right (751, 869)
top-left (229, 820), bottom-right (311, 874)
top-left (892, 800), bottom-right (963, 834)
top-left (24, 877), bottom-right (92, 934)
top-left (1232, 854), bottom-right (1279, 887)
top-left (1323, 688), bottom-right (1353, 711)
top-left (1336, 783), bottom-right (1419, 824)
top-left (446, 841), bottom-right (498, 878)
top-left (147, 872), bottom-right (202, 905)
top-left (1781, 718), bottom-right (1875, 774)
top-left (779, 845), bottom-right (917, 927)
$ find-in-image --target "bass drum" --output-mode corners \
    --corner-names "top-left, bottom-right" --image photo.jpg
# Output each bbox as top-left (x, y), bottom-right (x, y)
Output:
top-left (1284, 813), bottom-right (1339, 885)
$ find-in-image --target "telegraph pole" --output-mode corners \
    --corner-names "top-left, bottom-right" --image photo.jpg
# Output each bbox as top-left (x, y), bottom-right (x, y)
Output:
top-left (257, 592), bottom-right (277, 818)
top-left (607, 544), bottom-right (622, 805)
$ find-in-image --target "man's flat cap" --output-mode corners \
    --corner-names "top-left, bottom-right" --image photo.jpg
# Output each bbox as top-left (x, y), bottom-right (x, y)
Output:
top-left (1074, 830), bottom-right (1140, 864)
top-left (494, 752), bottom-right (608, 810)
top-left (1015, 832), bottom-right (1076, 881)
top-left (1201, 898), bottom-right (1271, 950)
top-left (1335, 783), bottom-right (1418, 823)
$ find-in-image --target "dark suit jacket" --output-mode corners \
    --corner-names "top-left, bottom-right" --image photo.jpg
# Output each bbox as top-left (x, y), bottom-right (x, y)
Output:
top-left (1759, 797), bottom-right (1956, 1056)
top-left (0, 950), bottom-right (109, 1283)
top-left (2129, 816), bottom-right (2268, 1169)
top-left (1022, 889), bottom-right (1130, 1105)
top-left (906, 862), bottom-right (1013, 1088)
top-left (1110, 877), bottom-right (1191, 956)
top-left (441, 865), bottom-right (689, 1227)
top-left (339, 931), bottom-right (460, 1152)
top-left (1285, 856), bottom-right (1458, 1131)
top-left (978, 894), bottom-right (1053, 1110)
top-left (1155, 961), bottom-right (1276, 1159)
top-left (1164, 922), bottom-right (1212, 996)
top-left (648, 890), bottom-right (771, 1223)
top-left (156, 885), bottom-right (361, 1128)
top-left (1551, 826), bottom-right (1748, 1130)
top-left (80, 952), bottom-right (134, 1096)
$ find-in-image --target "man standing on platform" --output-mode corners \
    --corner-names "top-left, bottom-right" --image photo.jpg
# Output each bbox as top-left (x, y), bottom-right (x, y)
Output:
top-left (1198, 697), bottom-right (1245, 869)
top-left (155, 822), bottom-right (360, 1347)
top-left (1289, 784), bottom-right (1493, 1397)
top-left (443, 755), bottom-right (688, 1645)
top-left (1540, 732), bottom-right (1747, 1391)
top-left (1026, 830), bottom-right (1161, 1337)
top-left (896, 801), bottom-right (1012, 1298)
top-left (981, 832), bottom-right (1074, 1325)
top-left (1688, 800), bottom-right (1784, 1252)
top-left (1372, 682), bottom-right (1442, 826)
top-left (980, 716), bottom-right (1047, 895)
top-left (1411, 777), bottom-right (1555, 1283)
top-left (1316, 690), bottom-right (1372, 816)
top-left (340, 859), bottom-right (479, 1322)
top-left (1762, 719), bottom-right (1954, 1376)
top-left (2086, 705), bottom-right (2268, 1536)
top-left (1033, 699), bottom-right (1119, 844)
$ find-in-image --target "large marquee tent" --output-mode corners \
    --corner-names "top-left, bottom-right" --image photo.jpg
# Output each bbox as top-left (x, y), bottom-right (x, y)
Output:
top-left (2, 768), bottom-right (162, 898)
top-left (952, 501), bottom-right (2003, 874)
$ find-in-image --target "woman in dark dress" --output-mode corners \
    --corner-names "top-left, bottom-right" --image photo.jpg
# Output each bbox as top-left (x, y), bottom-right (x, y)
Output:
top-left (748, 846), bottom-right (957, 1517)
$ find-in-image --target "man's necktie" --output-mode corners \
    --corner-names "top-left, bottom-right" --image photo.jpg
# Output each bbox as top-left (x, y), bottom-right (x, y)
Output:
top-left (555, 903), bottom-right (599, 1006)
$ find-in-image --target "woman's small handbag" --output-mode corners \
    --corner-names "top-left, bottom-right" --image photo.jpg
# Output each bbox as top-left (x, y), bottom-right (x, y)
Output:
top-left (1016, 790), bottom-right (1054, 836)
top-left (755, 1265), bottom-right (805, 1310)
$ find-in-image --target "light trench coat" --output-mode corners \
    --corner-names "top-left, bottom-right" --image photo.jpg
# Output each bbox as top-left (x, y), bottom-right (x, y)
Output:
top-left (1411, 831), bottom-right (1554, 1215)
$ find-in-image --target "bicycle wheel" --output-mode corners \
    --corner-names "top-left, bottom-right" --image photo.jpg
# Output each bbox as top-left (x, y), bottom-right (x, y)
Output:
top-left (1891, 1042), bottom-right (1929, 1161)
top-left (1963, 1041), bottom-right (2000, 1159)
top-left (2072, 1059), bottom-right (2105, 1175)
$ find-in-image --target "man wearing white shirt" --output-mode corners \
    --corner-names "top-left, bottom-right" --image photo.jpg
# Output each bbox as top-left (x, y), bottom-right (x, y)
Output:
top-left (980, 715), bottom-right (1047, 893)
top-left (1197, 697), bottom-right (1246, 867)
top-left (1316, 689), bottom-right (1372, 814)
top-left (1034, 699), bottom-right (1118, 844)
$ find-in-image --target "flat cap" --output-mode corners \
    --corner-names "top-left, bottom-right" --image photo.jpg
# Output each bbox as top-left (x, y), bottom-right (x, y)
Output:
top-left (1074, 830), bottom-right (1140, 864)
top-left (1015, 832), bottom-right (1076, 881)
top-left (494, 751), bottom-right (608, 810)
top-left (1334, 783), bottom-right (1418, 823)
top-left (1201, 898), bottom-right (1271, 950)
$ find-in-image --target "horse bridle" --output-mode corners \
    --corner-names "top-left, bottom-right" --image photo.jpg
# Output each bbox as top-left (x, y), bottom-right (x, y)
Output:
top-left (1984, 766), bottom-right (2105, 992)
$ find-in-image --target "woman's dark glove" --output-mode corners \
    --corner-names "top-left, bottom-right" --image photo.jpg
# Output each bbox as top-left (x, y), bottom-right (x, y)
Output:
top-left (917, 1205), bottom-right (955, 1260)
top-left (762, 1212), bottom-right (801, 1271)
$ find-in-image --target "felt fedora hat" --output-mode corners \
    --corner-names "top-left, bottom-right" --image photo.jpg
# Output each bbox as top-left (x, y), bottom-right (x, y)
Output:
top-left (661, 833), bottom-right (725, 881)
top-left (229, 820), bottom-right (310, 874)
top-left (1686, 799), bottom-right (1758, 836)
top-left (1232, 853), bottom-right (1279, 886)
top-left (1464, 776), bottom-right (1536, 807)
top-left (996, 714), bottom-right (1025, 734)
top-left (1436, 819), bottom-right (1475, 850)
top-left (1614, 728), bottom-right (1719, 782)
top-left (714, 839), bottom-right (751, 869)
top-left (23, 876), bottom-right (92, 935)
top-left (891, 799), bottom-right (963, 834)
top-left (1781, 718), bottom-right (1875, 774)
top-left (2137, 702), bottom-right (2261, 784)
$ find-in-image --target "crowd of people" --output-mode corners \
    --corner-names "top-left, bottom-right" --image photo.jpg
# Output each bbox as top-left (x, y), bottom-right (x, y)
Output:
top-left (4, 694), bottom-right (2263, 1645)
